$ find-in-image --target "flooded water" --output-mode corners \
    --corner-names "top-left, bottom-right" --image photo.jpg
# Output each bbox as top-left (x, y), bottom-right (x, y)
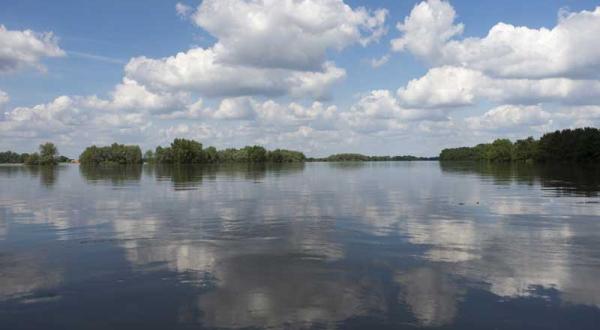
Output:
top-left (1, 162), bottom-right (599, 329)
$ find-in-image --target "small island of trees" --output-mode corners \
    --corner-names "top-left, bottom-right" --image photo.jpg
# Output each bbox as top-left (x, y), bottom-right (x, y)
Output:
top-left (79, 143), bottom-right (143, 165)
top-left (440, 127), bottom-right (600, 162)
top-left (78, 139), bottom-right (306, 165)
top-left (314, 153), bottom-right (437, 162)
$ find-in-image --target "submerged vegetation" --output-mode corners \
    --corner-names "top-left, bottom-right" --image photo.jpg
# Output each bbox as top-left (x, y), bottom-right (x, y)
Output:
top-left (440, 128), bottom-right (600, 163)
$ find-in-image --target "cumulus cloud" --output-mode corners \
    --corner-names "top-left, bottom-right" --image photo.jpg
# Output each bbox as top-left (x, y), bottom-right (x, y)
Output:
top-left (125, 49), bottom-right (346, 99)
top-left (553, 106), bottom-right (600, 128)
top-left (86, 78), bottom-right (192, 114)
top-left (189, 0), bottom-right (387, 70)
top-left (159, 123), bottom-right (215, 142)
top-left (0, 1), bottom-right (394, 153)
top-left (255, 99), bottom-right (339, 131)
top-left (0, 78), bottom-right (192, 145)
top-left (391, 1), bottom-right (600, 79)
top-left (125, 0), bottom-right (387, 99)
top-left (387, 1), bottom-right (600, 140)
top-left (0, 96), bottom-right (88, 139)
top-left (213, 97), bottom-right (256, 120)
top-left (0, 25), bottom-right (65, 73)
top-left (0, 90), bottom-right (343, 154)
top-left (193, 97), bottom-right (340, 130)
top-left (391, 0), bottom-right (463, 60)
top-left (465, 105), bottom-right (553, 132)
top-left (397, 66), bottom-right (600, 108)
top-left (340, 90), bottom-right (448, 134)
top-left (5, 1), bottom-right (600, 156)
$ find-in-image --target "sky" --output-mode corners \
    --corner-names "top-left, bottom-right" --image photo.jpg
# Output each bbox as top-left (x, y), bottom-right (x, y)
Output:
top-left (1, 0), bottom-right (600, 158)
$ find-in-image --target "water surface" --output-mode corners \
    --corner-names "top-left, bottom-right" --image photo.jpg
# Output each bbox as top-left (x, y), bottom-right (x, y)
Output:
top-left (1, 162), bottom-right (599, 329)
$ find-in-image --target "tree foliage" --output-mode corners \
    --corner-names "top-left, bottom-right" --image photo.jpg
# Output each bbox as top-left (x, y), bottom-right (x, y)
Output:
top-left (440, 127), bottom-right (600, 163)
top-left (1, 143), bottom-right (69, 165)
top-left (79, 143), bottom-right (142, 165)
top-left (39, 142), bottom-right (58, 165)
top-left (267, 149), bottom-right (306, 162)
top-left (0, 151), bottom-right (28, 163)
top-left (537, 127), bottom-right (600, 162)
top-left (23, 142), bottom-right (59, 165)
top-left (24, 153), bottom-right (41, 165)
top-left (152, 140), bottom-right (304, 164)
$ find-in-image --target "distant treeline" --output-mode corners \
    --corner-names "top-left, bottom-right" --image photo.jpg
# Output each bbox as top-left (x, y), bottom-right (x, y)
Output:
top-left (0, 143), bottom-right (70, 165)
top-left (79, 139), bottom-right (306, 165)
top-left (310, 153), bottom-right (437, 162)
top-left (440, 128), bottom-right (600, 162)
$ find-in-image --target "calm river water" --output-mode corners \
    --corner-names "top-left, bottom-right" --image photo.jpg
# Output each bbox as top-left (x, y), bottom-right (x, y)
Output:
top-left (1, 162), bottom-right (599, 329)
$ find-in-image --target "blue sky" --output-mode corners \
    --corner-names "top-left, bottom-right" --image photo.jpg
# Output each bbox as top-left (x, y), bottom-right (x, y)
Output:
top-left (1, 0), bottom-right (600, 157)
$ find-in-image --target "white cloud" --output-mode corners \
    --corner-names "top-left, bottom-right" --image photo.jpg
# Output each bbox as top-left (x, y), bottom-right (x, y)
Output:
top-left (194, 97), bottom-right (340, 130)
top-left (159, 123), bottom-right (215, 142)
top-left (397, 66), bottom-right (600, 108)
top-left (370, 54), bottom-right (390, 68)
top-left (465, 105), bottom-right (552, 132)
top-left (0, 79), bottom-right (189, 144)
top-left (125, 0), bottom-right (387, 99)
top-left (553, 106), bottom-right (600, 128)
top-left (86, 78), bottom-right (192, 114)
top-left (349, 90), bottom-right (401, 119)
top-left (387, 1), bottom-right (600, 141)
top-left (190, 0), bottom-right (387, 71)
top-left (340, 90), bottom-right (446, 134)
top-left (397, 66), bottom-right (482, 108)
top-left (125, 49), bottom-right (346, 99)
top-left (6, 1), bottom-right (600, 156)
top-left (0, 25), bottom-right (65, 73)
top-left (0, 96), bottom-right (88, 139)
top-left (285, 62), bottom-right (346, 99)
top-left (391, 0), bottom-right (463, 60)
top-left (392, 1), bottom-right (600, 79)
top-left (0, 92), bottom-right (345, 154)
top-left (213, 97), bottom-right (256, 120)
top-left (255, 99), bottom-right (338, 130)
top-left (175, 3), bottom-right (192, 19)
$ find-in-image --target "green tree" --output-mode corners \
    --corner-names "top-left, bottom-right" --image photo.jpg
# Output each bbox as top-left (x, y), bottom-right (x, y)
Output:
top-left (267, 149), bottom-right (306, 162)
top-left (39, 142), bottom-right (58, 165)
top-left (513, 137), bottom-right (538, 162)
top-left (485, 139), bottom-right (513, 162)
top-left (24, 153), bottom-right (40, 165)
top-left (144, 150), bottom-right (155, 163)
top-left (171, 138), bottom-right (204, 163)
top-left (204, 146), bottom-right (218, 163)
top-left (244, 145), bottom-right (267, 162)
top-left (79, 143), bottom-right (142, 165)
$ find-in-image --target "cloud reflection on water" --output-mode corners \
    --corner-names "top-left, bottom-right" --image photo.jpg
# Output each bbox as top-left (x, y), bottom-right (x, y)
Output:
top-left (0, 162), bottom-right (599, 328)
